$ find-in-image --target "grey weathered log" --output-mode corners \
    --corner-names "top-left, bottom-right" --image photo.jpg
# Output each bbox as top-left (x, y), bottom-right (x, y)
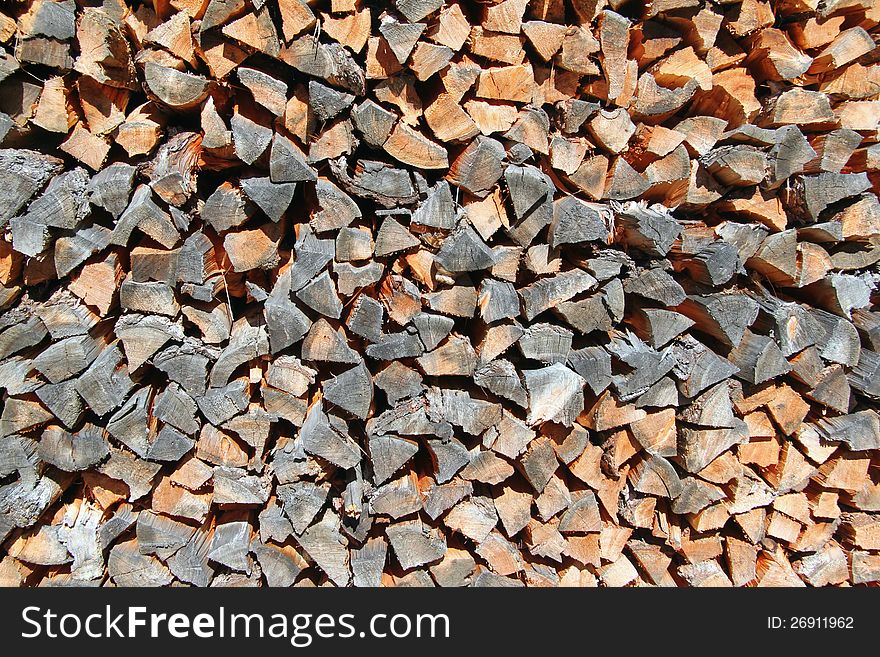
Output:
top-left (38, 424), bottom-right (108, 471)
top-left (312, 178), bottom-right (361, 232)
top-left (523, 363), bottom-right (585, 427)
top-left (150, 340), bottom-right (210, 403)
top-left (810, 308), bottom-right (861, 368)
top-left (264, 270), bottom-right (312, 354)
top-left (435, 224), bottom-right (496, 272)
top-left (670, 335), bottom-right (739, 398)
top-left (519, 269), bottom-right (596, 321)
top-left (335, 262), bottom-right (384, 296)
top-left (727, 330), bottom-right (792, 385)
top-left (300, 400), bottom-right (360, 469)
top-left (412, 181), bottom-right (455, 230)
top-left (324, 362), bottom-right (373, 420)
top-left (241, 176), bottom-right (296, 223)
top-left (448, 136), bottom-right (506, 197)
top-left (167, 528), bottom-right (213, 587)
top-left (329, 158), bottom-right (418, 208)
top-left (816, 412), bottom-right (880, 452)
top-left (0, 149), bottom-right (64, 225)
top-left (615, 202), bottom-right (681, 257)
top-left (196, 378), bottom-right (249, 426)
top-left (374, 216), bottom-right (420, 257)
top-left (206, 518), bottom-right (251, 572)
top-left (549, 196), bottom-right (607, 248)
top-left (518, 323), bottom-right (572, 364)
top-left (295, 511), bottom-right (351, 586)
top-left (231, 111), bottom-right (272, 165)
top-left (296, 271), bottom-right (344, 319)
top-left (112, 185), bottom-right (179, 248)
top-left (677, 293), bottom-right (759, 347)
top-left (352, 100), bottom-right (397, 148)
top-left (366, 330), bottom-right (424, 360)
top-left (137, 510), bottom-right (195, 560)
top-left (270, 133), bottom-right (317, 184)
top-left (302, 319), bottom-right (360, 363)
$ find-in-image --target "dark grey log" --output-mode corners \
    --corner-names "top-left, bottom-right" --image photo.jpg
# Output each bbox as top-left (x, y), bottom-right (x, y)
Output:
top-left (727, 330), bottom-right (792, 385)
top-left (313, 178), bottom-right (361, 232)
top-left (627, 307), bottom-right (694, 349)
top-left (324, 362), bottom-right (373, 420)
top-left (670, 335), bottom-right (739, 398)
top-left (346, 295), bottom-right (384, 343)
top-left (374, 216), bottom-right (420, 257)
top-left (806, 364), bottom-right (851, 412)
top-left (0, 149), bottom-right (64, 225)
top-left (240, 176), bottom-right (295, 223)
top-left (75, 343), bottom-right (134, 416)
top-left (615, 202), bottom-right (681, 257)
top-left (366, 330), bottom-right (424, 360)
top-left (550, 196), bottom-right (607, 248)
top-left (477, 278), bottom-right (519, 324)
top-left (309, 80), bottom-right (355, 121)
top-left (300, 400), bottom-right (360, 468)
top-left (270, 133), bottom-right (317, 184)
top-left (112, 185), bottom-right (179, 248)
top-left (435, 224), bottom-right (496, 272)
top-left (624, 267), bottom-right (686, 305)
top-left (567, 346), bottom-right (612, 395)
top-left (281, 36), bottom-right (365, 95)
top-left (816, 411), bottom-right (880, 452)
top-left (412, 181), bottom-right (455, 230)
top-left (849, 349), bottom-right (880, 400)
top-left (677, 292), bottom-right (759, 347)
top-left (147, 425), bottom-right (195, 462)
top-left (264, 270), bottom-right (312, 354)
top-left (295, 510), bottom-right (351, 586)
top-left (196, 378), bottom-right (249, 426)
top-left (329, 158), bottom-right (418, 208)
top-left (352, 100), bottom-right (397, 148)
top-left (296, 271), bottom-right (344, 319)
top-left (231, 110), bottom-right (272, 165)
top-left (474, 359), bottom-right (528, 408)
top-left (519, 269), bottom-right (597, 321)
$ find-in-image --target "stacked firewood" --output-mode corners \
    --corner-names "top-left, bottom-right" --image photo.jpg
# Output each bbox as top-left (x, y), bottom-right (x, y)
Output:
top-left (0, 0), bottom-right (879, 588)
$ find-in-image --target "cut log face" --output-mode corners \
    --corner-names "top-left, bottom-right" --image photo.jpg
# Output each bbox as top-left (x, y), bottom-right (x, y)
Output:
top-left (1, 0), bottom-right (878, 589)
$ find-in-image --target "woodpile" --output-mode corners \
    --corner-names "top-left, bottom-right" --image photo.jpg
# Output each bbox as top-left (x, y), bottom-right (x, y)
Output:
top-left (0, 0), bottom-right (879, 588)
